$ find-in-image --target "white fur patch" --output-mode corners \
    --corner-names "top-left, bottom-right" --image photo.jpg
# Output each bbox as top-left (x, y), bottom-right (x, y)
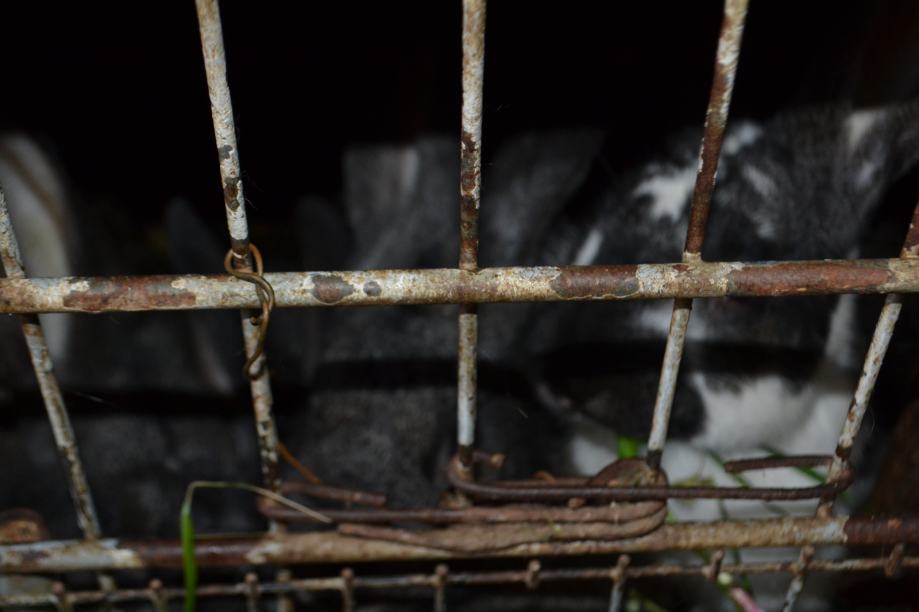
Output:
top-left (722, 121), bottom-right (763, 156)
top-left (568, 420), bottom-right (618, 476)
top-left (633, 165), bottom-right (696, 222)
top-left (690, 373), bottom-right (815, 451)
top-left (845, 109), bottom-right (883, 153)
top-left (824, 294), bottom-right (857, 370)
top-left (742, 164), bottom-right (777, 198)
top-left (638, 300), bottom-right (709, 341)
top-left (0, 136), bottom-right (72, 362)
top-left (855, 159), bottom-right (879, 190)
top-left (573, 227), bottom-right (604, 266)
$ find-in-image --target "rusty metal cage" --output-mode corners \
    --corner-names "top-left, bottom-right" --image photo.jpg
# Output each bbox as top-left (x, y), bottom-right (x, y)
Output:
top-left (1, 0), bottom-right (918, 610)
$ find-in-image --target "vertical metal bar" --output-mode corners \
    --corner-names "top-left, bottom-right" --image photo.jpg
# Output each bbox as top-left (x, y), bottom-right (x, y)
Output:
top-left (340, 568), bottom-right (355, 612)
top-left (885, 543), bottom-right (906, 578)
top-left (645, 0), bottom-right (749, 469)
top-left (821, 199), bottom-right (919, 509)
top-left (0, 189), bottom-right (104, 541)
top-left (245, 572), bottom-right (261, 612)
top-left (524, 560), bottom-right (541, 591)
top-left (704, 550), bottom-right (725, 582)
top-left (194, 0), bottom-right (282, 508)
top-left (433, 564), bottom-right (448, 612)
top-left (194, 4), bottom-right (288, 611)
top-left (148, 579), bottom-right (168, 612)
top-left (52, 582), bottom-right (73, 612)
top-left (457, 0), bottom-right (486, 465)
top-left (607, 555), bottom-right (630, 612)
top-left (781, 545), bottom-right (813, 612)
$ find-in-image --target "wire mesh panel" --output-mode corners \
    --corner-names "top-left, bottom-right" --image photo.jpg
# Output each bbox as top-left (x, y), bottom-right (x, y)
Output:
top-left (1, 0), bottom-right (919, 610)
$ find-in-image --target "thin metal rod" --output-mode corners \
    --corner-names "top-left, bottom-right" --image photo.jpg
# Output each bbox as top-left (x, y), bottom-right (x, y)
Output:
top-left (783, 196), bottom-right (919, 606)
top-left (1, 554), bottom-right (918, 608)
top-left (822, 200), bottom-right (919, 505)
top-left (195, 0), bottom-right (282, 509)
top-left (457, 0), bottom-right (486, 463)
top-left (781, 545), bottom-right (814, 612)
top-left (607, 555), bottom-right (630, 612)
top-left (3, 516), bottom-right (917, 573)
top-left (646, 0), bottom-right (749, 469)
top-left (2, 258), bottom-right (918, 314)
top-left (0, 191), bottom-right (101, 541)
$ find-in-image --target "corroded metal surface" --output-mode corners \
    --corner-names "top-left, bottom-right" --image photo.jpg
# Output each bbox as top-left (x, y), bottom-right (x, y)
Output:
top-left (336, 509), bottom-right (668, 553)
top-left (787, 201), bottom-right (919, 607)
top-left (258, 498), bottom-right (665, 525)
top-left (0, 510), bottom-right (48, 545)
top-left (1, 555), bottom-right (917, 609)
top-left (446, 454), bottom-right (852, 502)
top-left (3, 516), bottom-right (918, 573)
top-left (824, 200), bottom-right (919, 500)
top-left (194, 0), bottom-right (283, 517)
top-left (647, 0), bottom-right (750, 468)
top-left (194, 0), bottom-right (248, 255)
top-left (0, 555), bottom-right (919, 610)
top-left (459, 0), bottom-right (485, 272)
top-left (457, 0), bottom-right (486, 464)
top-left (3, 259), bottom-right (919, 314)
top-left (0, 191), bottom-right (101, 542)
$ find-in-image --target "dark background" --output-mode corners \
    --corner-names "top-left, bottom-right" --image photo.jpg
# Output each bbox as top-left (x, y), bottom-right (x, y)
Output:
top-left (0, 1), bottom-right (918, 271)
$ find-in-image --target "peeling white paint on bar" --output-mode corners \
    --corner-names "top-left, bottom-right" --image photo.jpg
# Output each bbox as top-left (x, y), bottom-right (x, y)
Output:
top-left (194, 1), bottom-right (285, 551)
top-left (644, 0), bottom-right (749, 464)
top-left (195, 0), bottom-right (249, 242)
top-left (457, 0), bottom-right (486, 456)
top-left (457, 311), bottom-right (478, 447)
top-left (2, 259), bottom-right (919, 313)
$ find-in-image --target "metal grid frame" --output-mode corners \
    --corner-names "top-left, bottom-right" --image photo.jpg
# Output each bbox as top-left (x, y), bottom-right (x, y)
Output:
top-left (2, 0), bottom-right (919, 609)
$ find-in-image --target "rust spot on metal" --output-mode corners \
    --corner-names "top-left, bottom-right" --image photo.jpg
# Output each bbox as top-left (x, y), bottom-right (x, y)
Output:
top-left (844, 516), bottom-right (919, 545)
top-left (728, 261), bottom-right (892, 296)
top-left (223, 176), bottom-right (241, 210)
top-left (448, 453), bottom-right (852, 503)
top-left (61, 276), bottom-right (196, 312)
top-left (550, 266), bottom-right (640, 299)
top-left (311, 274), bottom-right (356, 304)
top-left (363, 281), bottom-right (382, 297)
top-left (0, 509), bottom-right (48, 544)
top-left (460, 131), bottom-right (479, 196)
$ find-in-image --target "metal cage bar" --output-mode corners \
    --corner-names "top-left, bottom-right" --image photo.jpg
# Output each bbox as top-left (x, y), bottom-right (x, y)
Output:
top-left (824, 200), bottom-right (919, 501)
top-left (0, 183), bottom-right (116, 596)
top-left (194, 0), bottom-right (282, 509)
top-left (457, 0), bottom-right (486, 464)
top-left (781, 189), bottom-right (919, 609)
top-left (0, 196), bottom-right (101, 541)
top-left (1, 553), bottom-right (917, 609)
top-left (2, 258), bottom-right (918, 313)
top-left (3, 0), bottom-right (919, 605)
top-left (646, 0), bottom-right (749, 469)
top-left (3, 515), bottom-right (917, 573)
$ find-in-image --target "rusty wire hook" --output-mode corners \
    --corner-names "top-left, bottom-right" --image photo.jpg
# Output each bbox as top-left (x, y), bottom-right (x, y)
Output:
top-left (224, 244), bottom-right (275, 379)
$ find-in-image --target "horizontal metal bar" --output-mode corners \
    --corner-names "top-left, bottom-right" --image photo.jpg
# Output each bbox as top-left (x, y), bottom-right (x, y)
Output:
top-left (2, 516), bottom-right (916, 573)
top-left (258, 495), bottom-right (664, 525)
top-left (1, 258), bottom-right (918, 314)
top-left (1, 554), bottom-right (916, 608)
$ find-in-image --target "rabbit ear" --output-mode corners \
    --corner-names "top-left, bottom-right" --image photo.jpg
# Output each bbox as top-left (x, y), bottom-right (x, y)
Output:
top-left (0, 135), bottom-right (76, 364)
top-left (164, 198), bottom-right (241, 395)
top-left (480, 129), bottom-right (605, 267)
top-left (342, 136), bottom-right (458, 270)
